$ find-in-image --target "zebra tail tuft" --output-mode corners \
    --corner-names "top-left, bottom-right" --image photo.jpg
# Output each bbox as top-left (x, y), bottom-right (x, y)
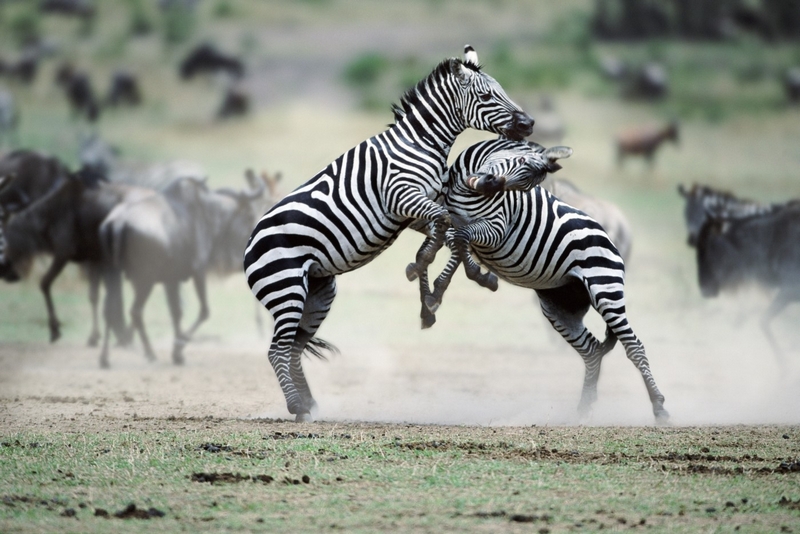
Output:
top-left (304, 337), bottom-right (340, 360)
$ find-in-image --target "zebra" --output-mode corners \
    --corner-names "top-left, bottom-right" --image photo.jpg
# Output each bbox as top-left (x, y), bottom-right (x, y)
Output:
top-left (416, 139), bottom-right (669, 423)
top-left (243, 46), bottom-right (534, 422)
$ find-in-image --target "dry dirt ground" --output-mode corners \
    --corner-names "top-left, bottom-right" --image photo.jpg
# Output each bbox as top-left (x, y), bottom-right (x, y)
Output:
top-left (2, 231), bottom-right (800, 434)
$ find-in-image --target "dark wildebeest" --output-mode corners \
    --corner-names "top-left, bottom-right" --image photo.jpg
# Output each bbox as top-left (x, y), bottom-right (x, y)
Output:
top-left (216, 85), bottom-right (249, 119)
top-left (105, 70), bottom-right (142, 107)
top-left (616, 120), bottom-right (678, 168)
top-left (785, 67), bottom-right (800, 105)
top-left (55, 65), bottom-right (100, 122)
top-left (99, 171), bottom-right (266, 367)
top-left (624, 62), bottom-right (668, 100)
top-left (0, 88), bottom-right (19, 150)
top-left (39, 0), bottom-right (95, 19)
top-left (0, 51), bottom-right (39, 85)
top-left (693, 201), bottom-right (800, 369)
top-left (179, 43), bottom-right (244, 80)
top-left (0, 150), bottom-right (70, 213)
top-left (0, 166), bottom-right (152, 347)
top-left (676, 183), bottom-right (791, 247)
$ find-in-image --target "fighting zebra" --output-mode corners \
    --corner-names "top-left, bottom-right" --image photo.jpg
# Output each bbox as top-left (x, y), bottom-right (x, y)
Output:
top-left (416, 139), bottom-right (669, 422)
top-left (243, 46), bottom-right (534, 422)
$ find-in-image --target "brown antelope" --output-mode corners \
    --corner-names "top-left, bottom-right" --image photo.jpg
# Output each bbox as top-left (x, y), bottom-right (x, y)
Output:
top-left (616, 120), bottom-right (678, 168)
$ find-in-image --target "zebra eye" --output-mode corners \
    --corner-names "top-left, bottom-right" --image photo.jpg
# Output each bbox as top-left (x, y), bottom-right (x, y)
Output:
top-left (479, 92), bottom-right (492, 102)
top-left (517, 157), bottom-right (526, 165)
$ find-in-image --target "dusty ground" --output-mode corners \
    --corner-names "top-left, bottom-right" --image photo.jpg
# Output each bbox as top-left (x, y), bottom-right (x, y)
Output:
top-left (2, 229), bottom-right (800, 435)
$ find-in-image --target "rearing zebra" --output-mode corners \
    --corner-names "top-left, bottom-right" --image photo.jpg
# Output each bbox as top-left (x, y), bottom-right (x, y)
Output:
top-left (243, 47), bottom-right (534, 422)
top-left (417, 139), bottom-right (669, 422)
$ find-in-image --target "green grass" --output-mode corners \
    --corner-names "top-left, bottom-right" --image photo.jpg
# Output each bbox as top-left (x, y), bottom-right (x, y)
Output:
top-left (1, 423), bottom-right (799, 532)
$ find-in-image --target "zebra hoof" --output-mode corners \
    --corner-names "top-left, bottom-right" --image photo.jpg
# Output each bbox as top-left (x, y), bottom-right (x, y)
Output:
top-left (405, 263), bottom-right (419, 281)
top-left (424, 295), bottom-right (440, 313)
top-left (654, 408), bottom-right (671, 426)
top-left (295, 412), bottom-right (313, 423)
top-left (421, 313), bottom-right (436, 329)
top-left (483, 273), bottom-right (499, 292)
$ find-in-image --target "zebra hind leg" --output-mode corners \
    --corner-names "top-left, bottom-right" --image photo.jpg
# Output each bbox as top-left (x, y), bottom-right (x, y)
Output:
top-left (536, 283), bottom-right (616, 419)
top-left (596, 302), bottom-right (669, 423)
top-left (288, 275), bottom-right (340, 422)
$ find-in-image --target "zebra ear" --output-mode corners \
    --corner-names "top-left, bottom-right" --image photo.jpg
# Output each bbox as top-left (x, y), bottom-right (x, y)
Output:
top-left (544, 146), bottom-right (573, 161)
top-left (464, 45), bottom-right (479, 67)
top-left (544, 146), bottom-right (572, 173)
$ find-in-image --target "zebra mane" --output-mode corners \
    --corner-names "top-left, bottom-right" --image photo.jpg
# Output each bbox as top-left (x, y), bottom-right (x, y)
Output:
top-left (391, 57), bottom-right (478, 122)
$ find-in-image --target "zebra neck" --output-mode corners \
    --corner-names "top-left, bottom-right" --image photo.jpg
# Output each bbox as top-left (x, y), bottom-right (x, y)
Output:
top-left (394, 103), bottom-right (462, 157)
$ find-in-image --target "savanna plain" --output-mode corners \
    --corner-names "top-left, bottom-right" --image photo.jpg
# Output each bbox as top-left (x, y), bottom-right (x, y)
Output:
top-left (1, 1), bottom-right (799, 532)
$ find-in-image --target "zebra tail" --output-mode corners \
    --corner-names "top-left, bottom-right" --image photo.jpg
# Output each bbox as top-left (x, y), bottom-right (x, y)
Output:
top-left (304, 337), bottom-right (340, 360)
top-left (597, 325), bottom-right (618, 356)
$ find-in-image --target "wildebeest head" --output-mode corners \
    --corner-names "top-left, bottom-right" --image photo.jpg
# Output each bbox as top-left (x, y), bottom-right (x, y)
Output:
top-left (678, 183), bottom-right (765, 247)
top-left (695, 213), bottom-right (733, 297)
top-left (466, 142), bottom-right (572, 196)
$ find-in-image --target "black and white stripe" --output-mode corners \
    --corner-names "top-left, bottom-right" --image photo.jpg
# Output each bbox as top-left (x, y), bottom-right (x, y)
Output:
top-left (243, 47), bottom-right (533, 422)
top-left (421, 138), bottom-right (668, 422)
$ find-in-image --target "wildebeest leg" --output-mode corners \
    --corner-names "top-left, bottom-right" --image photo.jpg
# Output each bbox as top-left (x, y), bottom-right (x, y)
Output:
top-left (85, 263), bottom-right (102, 347)
top-left (129, 280), bottom-right (157, 362)
top-left (536, 282), bottom-right (616, 419)
top-left (163, 281), bottom-right (188, 365)
top-left (39, 256), bottom-right (68, 343)
top-left (185, 273), bottom-right (209, 338)
top-left (760, 291), bottom-right (795, 371)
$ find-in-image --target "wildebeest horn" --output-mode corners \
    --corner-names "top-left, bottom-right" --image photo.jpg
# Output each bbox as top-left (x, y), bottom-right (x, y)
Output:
top-left (242, 168), bottom-right (265, 200)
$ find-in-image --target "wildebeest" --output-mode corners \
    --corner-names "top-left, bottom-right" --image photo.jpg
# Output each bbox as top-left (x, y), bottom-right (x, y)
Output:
top-left (0, 150), bottom-right (70, 213)
top-left (622, 62), bottom-right (668, 100)
top-left (216, 85), bottom-right (249, 120)
top-left (105, 70), bottom-right (142, 107)
top-left (99, 171), bottom-right (267, 366)
top-left (541, 176), bottom-right (633, 262)
top-left (693, 201), bottom-right (800, 367)
top-left (0, 51), bottom-right (39, 85)
top-left (179, 43), bottom-right (244, 80)
top-left (78, 133), bottom-right (206, 190)
top-left (55, 63), bottom-right (100, 122)
top-left (616, 120), bottom-right (678, 168)
top-left (0, 165), bottom-right (152, 347)
top-left (39, 0), bottom-right (95, 19)
top-left (785, 67), bottom-right (800, 104)
top-left (0, 88), bottom-right (19, 150)
top-left (676, 183), bottom-right (789, 247)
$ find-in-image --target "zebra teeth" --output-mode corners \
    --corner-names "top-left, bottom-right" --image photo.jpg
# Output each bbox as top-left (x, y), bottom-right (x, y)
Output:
top-left (467, 176), bottom-right (479, 189)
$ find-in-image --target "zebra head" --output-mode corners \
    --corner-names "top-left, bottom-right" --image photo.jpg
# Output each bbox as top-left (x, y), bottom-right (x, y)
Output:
top-left (456, 45), bottom-right (534, 141)
top-left (466, 142), bottom-right (572, 196)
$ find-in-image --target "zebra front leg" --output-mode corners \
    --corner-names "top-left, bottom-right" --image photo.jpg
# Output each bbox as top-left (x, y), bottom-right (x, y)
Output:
top-left (453, 231), bottom-right (498, 291)
top-left (406, 215), bottom-right (449, 282)
top-left (426, 251), bottom-right (462, 314)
